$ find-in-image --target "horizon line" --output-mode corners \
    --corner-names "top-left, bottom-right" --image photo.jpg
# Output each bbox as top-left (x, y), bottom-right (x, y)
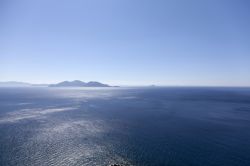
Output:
top-left (0, 80), bottom-right (250, 88)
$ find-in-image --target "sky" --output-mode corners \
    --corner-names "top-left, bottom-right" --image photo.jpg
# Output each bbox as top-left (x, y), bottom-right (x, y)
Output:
top-left (0, 0), bottom-right (250, 86)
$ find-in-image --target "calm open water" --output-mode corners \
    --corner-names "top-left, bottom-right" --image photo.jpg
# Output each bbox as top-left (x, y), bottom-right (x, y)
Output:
top-left (0, 87), bottom-right (250, 166)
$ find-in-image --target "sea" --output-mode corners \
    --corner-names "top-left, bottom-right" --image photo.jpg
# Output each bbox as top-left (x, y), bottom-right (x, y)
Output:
top-left (0, 87), bottom-right (250, 166)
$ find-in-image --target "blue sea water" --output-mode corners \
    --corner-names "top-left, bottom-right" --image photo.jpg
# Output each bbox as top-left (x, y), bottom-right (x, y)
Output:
top-left (0, 87), bottom-right (250, 166)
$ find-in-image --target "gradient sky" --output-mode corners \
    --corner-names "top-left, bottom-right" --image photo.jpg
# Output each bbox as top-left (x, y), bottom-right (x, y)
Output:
top-left (1, 0), bottom-right (250, 86)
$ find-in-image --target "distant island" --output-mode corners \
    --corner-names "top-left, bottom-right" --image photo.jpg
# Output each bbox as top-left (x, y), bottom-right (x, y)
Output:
top-left (0, 80), bottom-right (118, 87)
top-left (49, 80), bottom-right (113, 87)
top-left (0, 81), bottom-right (32, 87)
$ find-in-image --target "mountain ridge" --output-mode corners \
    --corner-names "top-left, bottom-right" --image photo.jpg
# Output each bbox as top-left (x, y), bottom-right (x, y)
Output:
top-left (0, 81), bottom-right (116, 87)
top-left (49, 80), bottom-right (112, 87)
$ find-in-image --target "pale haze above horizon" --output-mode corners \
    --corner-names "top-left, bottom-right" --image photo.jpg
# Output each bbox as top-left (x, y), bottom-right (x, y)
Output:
top-left (1, 0), bottom-right (250, 86)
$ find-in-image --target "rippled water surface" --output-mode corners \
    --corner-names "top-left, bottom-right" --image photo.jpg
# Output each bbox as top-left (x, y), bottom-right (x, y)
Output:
top-left (1, 87), bottom-right (250, 166)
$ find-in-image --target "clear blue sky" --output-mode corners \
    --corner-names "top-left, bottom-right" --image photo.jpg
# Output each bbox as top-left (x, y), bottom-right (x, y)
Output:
top-left (1, 0), bottom-right (250, 86)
